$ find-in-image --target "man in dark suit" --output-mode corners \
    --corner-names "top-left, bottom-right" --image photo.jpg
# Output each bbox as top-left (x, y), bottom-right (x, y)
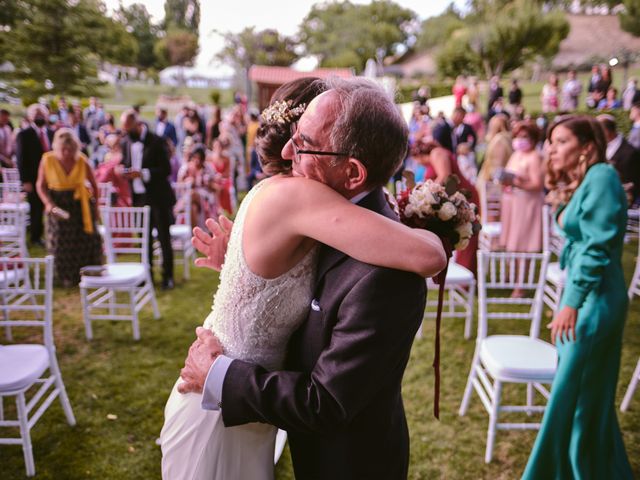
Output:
top-left (119, 109), bottom-right (176, 289)
top-left (487, 75), bottom-right (503, 114)
top-left (179, 81), bottom-right (446, 479)
top-left (432, 114), bottom-right (454, 152)
top-left (154, 107), bottom-right (178, 147)
top-left (598, 114), bottom-right (640, 204)
top-left (15, 104), bottom-right (52, 245)
top-left (68, 110), bottom-right (91, 156)
top-left (451, 106), bottom-right (477, 152)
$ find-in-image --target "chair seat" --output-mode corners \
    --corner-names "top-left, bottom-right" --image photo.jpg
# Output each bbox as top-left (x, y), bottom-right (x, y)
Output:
top-left (482, 222), bottom-right (501, 237)
top-left (628, 209), bottom-right (639, 219)
top-left (80, 263), bottom-right (147, 287)
top-left (0, 344), bottom-right (49, 392)
top-left (0, 267), bottom-right (26, 286)
top-left (427, 262), bottom-right (474, 287)
top-left (170, 224), bottom-right (191, 239)
top-left (546, 262), bottom-right (566, 285)
top-left (0, 201), bottom-right (30, 212)
top-left (0, 225), bottom-right (20, 237)
top-left (480, 335), bottom-right (557, 382)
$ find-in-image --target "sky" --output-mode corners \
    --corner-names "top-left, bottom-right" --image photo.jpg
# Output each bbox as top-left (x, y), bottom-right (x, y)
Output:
top-left (103, 0), bottom-right (459, 75)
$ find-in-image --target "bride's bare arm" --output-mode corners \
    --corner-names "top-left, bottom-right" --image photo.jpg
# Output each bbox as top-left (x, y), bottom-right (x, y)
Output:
top-left (269, 177), bottom-right (447, 277)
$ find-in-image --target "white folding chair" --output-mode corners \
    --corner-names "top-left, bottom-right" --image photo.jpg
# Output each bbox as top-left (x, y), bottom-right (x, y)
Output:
top-left (420, 262), bottom-right (476, 339)
top-left (626, 207), bottom-right (639, 242)
top-left (170, 182), bottom-right (194, 280)
top-left (621, 357), bottom-right (640, 412)
top-left (0, 206), bottom-right (29, 260)
top-left (0, 182), bottom-right (30, 218)
top-left (80, 206), bottom-right (160, 340)
top-left (542, 205), bottom-right (567, 314)
top-left (479, 181), bottom-right (502, 251)
top-left (0, 256), bottom-right (76, 477)
top-left (459, 251), bottom-right (556, 463)
top-left (97, 182), bottom-right (114, 208)
top-left (2, 168), bottom-right (21, 184)
top-left (628, 218), bottom-right (640, 301)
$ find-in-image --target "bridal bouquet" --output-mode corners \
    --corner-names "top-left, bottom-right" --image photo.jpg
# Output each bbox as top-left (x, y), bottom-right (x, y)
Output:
top-left (397, 176), bottom-right (481, 251)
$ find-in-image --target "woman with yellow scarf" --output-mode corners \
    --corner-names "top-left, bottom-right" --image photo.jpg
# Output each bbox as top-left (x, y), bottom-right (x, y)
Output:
top-left (36, 128), bottom-right (103, 286)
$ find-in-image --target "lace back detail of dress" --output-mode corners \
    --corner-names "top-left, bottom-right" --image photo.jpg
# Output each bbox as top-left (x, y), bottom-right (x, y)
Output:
top-left (203, 181), bottom-right (316, 371)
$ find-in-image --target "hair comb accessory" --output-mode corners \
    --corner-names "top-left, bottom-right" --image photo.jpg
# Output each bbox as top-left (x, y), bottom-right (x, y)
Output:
top-left (261, 100), bottom-right (306, 125)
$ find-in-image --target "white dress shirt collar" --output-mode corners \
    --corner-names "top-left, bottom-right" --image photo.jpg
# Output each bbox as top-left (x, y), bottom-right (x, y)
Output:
top-left (606, 134), bottom-right (623, 161)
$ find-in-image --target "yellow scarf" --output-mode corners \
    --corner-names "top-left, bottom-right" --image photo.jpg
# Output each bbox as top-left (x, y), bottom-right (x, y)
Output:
top-left (43, 151), bottom-right (94, 234)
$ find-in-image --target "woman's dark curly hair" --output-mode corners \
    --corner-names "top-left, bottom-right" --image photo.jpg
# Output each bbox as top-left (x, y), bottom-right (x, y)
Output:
top-left (256, 77), bottom-right (328, 175)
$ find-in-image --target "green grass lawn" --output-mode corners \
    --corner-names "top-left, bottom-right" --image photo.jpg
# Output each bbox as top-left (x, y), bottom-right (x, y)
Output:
top-left (1, 242), bottom-right (639, 479)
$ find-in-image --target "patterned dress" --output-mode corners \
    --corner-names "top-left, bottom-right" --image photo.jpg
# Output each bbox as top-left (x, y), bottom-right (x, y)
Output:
top-left (522, 164), bottom-right (633, 479)
top-left (42, 152), bottom-right (103, 285)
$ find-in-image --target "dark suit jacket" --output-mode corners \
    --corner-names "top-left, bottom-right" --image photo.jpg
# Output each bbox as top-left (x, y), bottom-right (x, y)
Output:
top-left (453, 123), bottom-right (477, 151)
top-left (610, 138), bottom-right (640, 200)
top-left (155, 120), bottom-right (178, 147)
top-left (433, 120), bottom-right (454, 152)
top-left (120, 130), bottom-right (176, 208)
top-left (16, 126), bottom-right (53, 184)
top-left (221, 188), bottom-right (427, 480)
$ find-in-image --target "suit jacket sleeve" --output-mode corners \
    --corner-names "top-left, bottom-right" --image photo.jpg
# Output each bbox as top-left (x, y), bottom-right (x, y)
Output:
top-left (145, 137), bottom-right (171, 182)
top-left (220, 267), bottom-right (426, 434)
top-left (16, 130), bottom-right (36, 183)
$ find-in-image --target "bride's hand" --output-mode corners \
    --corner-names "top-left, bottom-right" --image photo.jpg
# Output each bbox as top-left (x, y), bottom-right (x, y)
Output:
top-left (546, 305), bottom-right (578, 345)
top-left (178, 327), bottom-right (224, 394)
top-left (192, 215), bottom-right (234, 271)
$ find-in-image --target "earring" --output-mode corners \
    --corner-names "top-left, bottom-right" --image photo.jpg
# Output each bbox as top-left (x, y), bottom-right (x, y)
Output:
top-left (579, 154), bottom-right (586, 163)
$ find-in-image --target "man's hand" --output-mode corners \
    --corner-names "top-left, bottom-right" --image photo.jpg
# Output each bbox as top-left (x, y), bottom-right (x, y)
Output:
top-left (178, 327), bottom-right (224, 394)
top-left (192, 216), bottom-right (233, 271)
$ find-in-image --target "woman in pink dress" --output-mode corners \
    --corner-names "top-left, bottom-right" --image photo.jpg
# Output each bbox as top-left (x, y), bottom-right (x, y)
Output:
top-left (94, 133), bottom-right (132, 207)
top-left (452, 76), bottom-right (467, 108)
top-left (413, 139), bottom-right (480, 277)
top-left (499, 120), bottom-right (544, 295)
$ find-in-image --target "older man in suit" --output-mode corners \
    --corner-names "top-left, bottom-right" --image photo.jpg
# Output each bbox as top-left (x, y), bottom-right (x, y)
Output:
top-left (180, 79), bottom-right (444, 479)
top-left (16, 104), bottom-right (52, 245)
top-left (119, 109), bottom-right (176, 289)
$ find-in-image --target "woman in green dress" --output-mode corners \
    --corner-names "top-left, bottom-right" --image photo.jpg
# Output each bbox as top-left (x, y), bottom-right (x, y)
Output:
top-left (522, 115), bottom-right (633, 479)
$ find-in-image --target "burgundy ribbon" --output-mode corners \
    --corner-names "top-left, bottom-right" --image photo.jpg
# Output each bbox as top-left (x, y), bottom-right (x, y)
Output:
top-left (431, 239), bottom-right (452, 420)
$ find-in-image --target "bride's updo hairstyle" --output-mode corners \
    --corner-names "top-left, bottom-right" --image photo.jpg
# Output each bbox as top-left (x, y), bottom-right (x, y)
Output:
top-left (256, 77), bottom-right (328, 175)
top-left (545, 115), bottom-right (607, 208)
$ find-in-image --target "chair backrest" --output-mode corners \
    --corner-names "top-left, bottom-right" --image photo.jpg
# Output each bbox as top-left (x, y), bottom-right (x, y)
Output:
top-left (0, 182), bottom-right (23, 204)
top-left (2, 168), bottom-right (20, 184)
top-left (541, 204), bottom-right (565, 259)
top-left (477, 251), bottom-right (550, 340)
top-left (0, 207), bottom-right (28, 257)
top-left (97, 182), bottom-right (114, 208)
top-left (172, 182), bottom-right (192, 228)
top-left (0, 256), bottom-right (54, 347)
top-left (480, 180), bottom-right (502, 223)
top-left (100, 206), bottom-right (150, 264)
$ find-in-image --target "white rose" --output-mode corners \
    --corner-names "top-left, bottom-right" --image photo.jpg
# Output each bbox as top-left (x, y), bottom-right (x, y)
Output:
top-left (404, 204), bottom-right (416, 217)
top-left (438, 202), bottom-right (457, 221)
top-left (456, 222), bottom-right (473, 239)
top-left (455, 238), bottom-right (470, 250)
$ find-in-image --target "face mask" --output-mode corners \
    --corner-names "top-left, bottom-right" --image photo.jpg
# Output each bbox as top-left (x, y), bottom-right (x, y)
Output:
top-left (34, 118), bottom-right (46, 127)
top-left (512, 138), bottom-right (532, 152)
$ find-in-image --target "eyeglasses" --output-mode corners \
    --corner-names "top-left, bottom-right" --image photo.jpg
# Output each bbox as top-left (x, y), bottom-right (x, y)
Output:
top-left (289, 124), bottom-right (349, 165)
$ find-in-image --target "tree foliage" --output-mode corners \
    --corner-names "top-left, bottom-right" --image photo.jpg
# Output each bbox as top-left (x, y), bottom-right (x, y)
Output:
top-left (115, 3), bottom-right (160, 69)
top-left (620, 0), bottom-right (640, 36)
top-left (163, 0), bottom-right (200, 35)
top-left (3, 0), bottom-right (137, 97)
top-left (436, 0), bottom-right (569, 78)
top-left (298, 0), bottom-right (417, 72)
top-left (416, 4), bottom-right (465, 51)
top-left (154, 28), bottom-right (199, 68)
top-left (216, 27), bottom-right (299, 70)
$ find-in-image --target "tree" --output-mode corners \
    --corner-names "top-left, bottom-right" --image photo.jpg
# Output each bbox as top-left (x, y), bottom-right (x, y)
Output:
top-left (620, 0), bottom-right (640, 36)
top-left (164, 0), bottom-right (200, 35)
top-left (154, 28), bottom-right (199, 68)
top-left (416, 4), bottom-right (465, 50)
top-left (216, 27), bottom-right (299, 71)
top-left (115, 3), bottom-right (161, 69)
top-left (436, 0), bottom-right (569, 78)
top-left (299, 0), bottom-right (418, 72)
top-left (4, 0), bottom-right (137, 97)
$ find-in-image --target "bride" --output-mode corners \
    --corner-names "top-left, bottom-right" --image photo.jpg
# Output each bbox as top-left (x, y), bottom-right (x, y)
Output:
top-left (160, 77), bottom-right (446, 479)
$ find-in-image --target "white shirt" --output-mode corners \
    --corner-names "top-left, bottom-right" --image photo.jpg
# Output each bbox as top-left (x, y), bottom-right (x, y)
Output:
top-left (130, 125), bottom-right (151, 194)
top-left (155, 120), bottom-right (166, 138)
top-left (606, 134), bottom-right (623, 161)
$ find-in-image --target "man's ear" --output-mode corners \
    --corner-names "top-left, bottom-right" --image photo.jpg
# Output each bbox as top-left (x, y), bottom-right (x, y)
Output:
top-left (343, 158), bottom-right (368, 191)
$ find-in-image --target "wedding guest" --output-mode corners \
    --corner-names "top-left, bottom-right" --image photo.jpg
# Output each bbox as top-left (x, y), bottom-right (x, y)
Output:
top-left (597, 87), bottom-right (622, 110)
top-left (456, 142), bottom-right (477, 185)
top-left (154, 107), bottom-right (178, 147)
top-left (206, 105), bottom-right (222, 148)
top-left (522, 115), bottom-right (633, 480)
top-left (35, 128), bottom-right (102, 286)
top-left (507, 79), bottom-right (522, 115)
top-left (629, 102), bottom-right (640, 149)
top-left (452, 75), bottom-right (467, 108)
top-left (487, 97), bottom-right (508, 121)
top-left (412, 139), bottom-right (480, 276)
top-left (487, 76), bottom-right (503, 114)
top-left (499, 121), bottom-right (544, 295)
top-left (94, 134), bottom-right (132, 207)
top-left (561, 69), bottom-right (582, 111)
top-left (478, 113), bottom-right (512, 188)
top-left (56, 97), bottom-right (70, 126)
top-left (97, 113), bottom-right (118, 145)
top-left (467, 77), bottom-right (480, 108)
top-left (597, 114), bottom-right (640, 204)
top-left (210, 136), bottom-right (233, 214)
top-left (177, 143), bottom-right (220, 228)
top-left (622, 78), bottom-right (640, 110)
top-left (0, 109), bottom-right (14, 168)
top-left (451, 106), bottom-right (477, 152)
top-left (16, 104), bottom-right (52, 246)
top-left (68, 110), bottom-right (91, 155)
top-left (586, 64), bottom-right (602, 108)
top-left (541, 74), bottom-right (560, 113)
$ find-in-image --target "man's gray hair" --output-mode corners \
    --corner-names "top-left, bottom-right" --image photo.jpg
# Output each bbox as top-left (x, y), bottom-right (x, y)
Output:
top-left (324, 77), bottom-right (408, 188)
top-left (27, 103), bottom-right (47, 121)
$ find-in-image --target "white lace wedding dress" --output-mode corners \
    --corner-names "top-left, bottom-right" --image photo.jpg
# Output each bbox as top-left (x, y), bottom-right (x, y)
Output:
top-left (160, 182), bottom-right (316, 479)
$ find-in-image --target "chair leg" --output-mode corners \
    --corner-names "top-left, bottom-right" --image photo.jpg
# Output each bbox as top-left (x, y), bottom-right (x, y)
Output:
top-left (80, 286), bottom-right (93, 341)
top-left (17, 393), bottom-right (35, 476)
top-left (48, 356), bottom-right (76, 426)
top-left (485, 380), bottom-right (502, 463)
top-left (0, 395), bottom-right (4, 421)
top-left (459, 348), bottom-right (479, 416)
top-left (464, 283), bottom-right (475, 340)
top-left (621, 358), bottom-right (640, 412)
top-left (526, 383), bottom-right (534, 416)
top-left (130, 289), bottom-right (140, 341)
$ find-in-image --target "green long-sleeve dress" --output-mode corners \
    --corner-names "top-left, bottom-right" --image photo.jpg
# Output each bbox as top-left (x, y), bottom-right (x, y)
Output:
top-left (522, 163), bottom-right (633, 479)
